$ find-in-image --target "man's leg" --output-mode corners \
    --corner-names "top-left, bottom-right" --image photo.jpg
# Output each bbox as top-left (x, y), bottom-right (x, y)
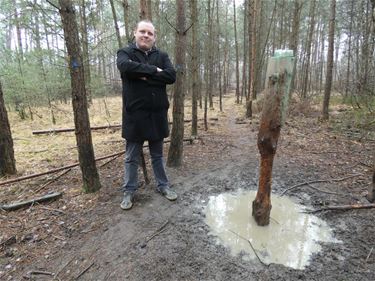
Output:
top-left (121, 141), bottom-right (143, 209)
top-left (149, 140), bottom-right (177, 201)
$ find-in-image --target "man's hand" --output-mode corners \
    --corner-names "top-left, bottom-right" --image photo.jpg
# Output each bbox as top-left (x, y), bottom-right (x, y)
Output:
top-left (157, 67), bottom-right (163, 72)
top-left (139, 77), bottom-right (147, 80)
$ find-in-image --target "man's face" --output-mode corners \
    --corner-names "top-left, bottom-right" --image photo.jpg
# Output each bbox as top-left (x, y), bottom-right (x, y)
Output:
top-left (134, 22), bottom-right (156, 51)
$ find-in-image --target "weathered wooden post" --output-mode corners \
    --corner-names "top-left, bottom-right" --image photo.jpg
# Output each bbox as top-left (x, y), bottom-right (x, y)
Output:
top-left (252, 50), bottom-right (294, 226)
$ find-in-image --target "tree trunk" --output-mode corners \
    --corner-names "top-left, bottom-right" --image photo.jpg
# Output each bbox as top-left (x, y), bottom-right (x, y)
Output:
top-left (167, 0), bottom-right (186, 167)
top-left (110, 0), bottom-right (123, 48)
top-left (208, 0), bottom-right (215, 109)
top-left (246, 0), bottom-right (258, 118)
top-left (190, 0), bottom-right (198, 137)
top-left (79, 0), bottom-right (92, 104)
top-left (58, 0), bottom-right (101, 193)
top-left (222, 1), bottom-right (229, 96)
top-left (147, 0), bottom-right (152, 21)
top-left (139, 0), bottom-right (147, 20)
top-left (233, 0), bottom-right (240, 104)
top-left (290, 0), bottom-right (302, 93)
top-left (345, 0), bottom-right (354, 99)
top-left (301, 0), bottom-right (316, 99)
top-left (216, 0), bottom-right (223, 111)
top-left (241, 1), bottom-right (248, 103)
top-left (368, 0), bottom-right (375, 202)
top-left (0, 81), bottom-right (17, 176)
top-left (322, 0), bottom-right (336, 120)
top-left (122, 0), bottom-right (132, 43)
top-left (12, 0), bottom-right (23, 60)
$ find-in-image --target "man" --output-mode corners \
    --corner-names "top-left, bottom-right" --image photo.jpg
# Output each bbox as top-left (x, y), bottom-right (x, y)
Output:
top-left (117, 20), bottom-right (177, 210)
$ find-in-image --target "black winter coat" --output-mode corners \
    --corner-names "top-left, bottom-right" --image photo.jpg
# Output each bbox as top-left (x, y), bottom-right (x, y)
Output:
top-left (117, 44), bottom-right (176, 142)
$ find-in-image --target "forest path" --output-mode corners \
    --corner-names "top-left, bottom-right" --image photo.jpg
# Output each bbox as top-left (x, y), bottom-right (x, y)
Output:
top-left (9, 94), bottom-right (375, 281)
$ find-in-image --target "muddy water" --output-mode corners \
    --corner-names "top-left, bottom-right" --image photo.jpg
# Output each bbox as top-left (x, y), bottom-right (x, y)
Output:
top-left (204, 190), bottom-right (340, 269)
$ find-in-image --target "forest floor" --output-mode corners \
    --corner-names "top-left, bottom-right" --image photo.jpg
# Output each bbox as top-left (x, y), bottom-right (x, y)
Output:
top-left (0, 93), bottom-right (374, 281)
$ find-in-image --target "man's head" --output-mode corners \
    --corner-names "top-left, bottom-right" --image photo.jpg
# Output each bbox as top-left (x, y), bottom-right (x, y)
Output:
top-left (134, 20), bottom-right (156, 51)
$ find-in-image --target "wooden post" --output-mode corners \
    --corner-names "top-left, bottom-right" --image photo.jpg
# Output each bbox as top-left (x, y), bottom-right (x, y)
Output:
top-left (252, 50), bottom-right (294, 226)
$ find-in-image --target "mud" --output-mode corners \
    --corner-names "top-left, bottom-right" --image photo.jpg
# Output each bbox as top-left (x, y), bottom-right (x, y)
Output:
top-left (1, 97), bottom-right (374, 281)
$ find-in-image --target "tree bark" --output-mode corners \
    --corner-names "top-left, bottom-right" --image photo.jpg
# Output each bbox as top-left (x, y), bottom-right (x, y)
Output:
top-left (368, 0), bottom-right (375, 202)
top-left (322, 0), bottom-right (336, 120)
top-left (0, 81), bottom-right (17, 177)
top-left (167, 0), bottom-right (186, 167)
top-left (79, 0), bottom-right (92, 104)
top-left (58, 0), bottom-right (101, 193)
top-left (139, 0), bottom-right (147, 20)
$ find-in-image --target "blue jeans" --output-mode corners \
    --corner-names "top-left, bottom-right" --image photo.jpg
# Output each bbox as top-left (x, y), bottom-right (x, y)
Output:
top-left (122, 140), bottom-right (169, 193)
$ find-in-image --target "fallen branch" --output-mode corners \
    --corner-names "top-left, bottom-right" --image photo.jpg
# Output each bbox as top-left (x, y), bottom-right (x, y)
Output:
top-left (0, 151), bottom-right (125, 187)
top-left (305, 203), bottom-right (375, 214)
top-left (281, 173), bottom-right (363, 196)
top-left (75, 262), bottom-right (94, 280)
top-left (0, 192), bottom-right (62, 212)
top-left (0, 138), bottom-right (194, 187)
top-left (32, 124), bottom-right (122, 135)
top-left (228, 229), bottom-right (268, 266)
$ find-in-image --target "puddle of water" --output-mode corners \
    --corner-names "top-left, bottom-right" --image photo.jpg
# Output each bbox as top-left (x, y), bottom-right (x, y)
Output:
top-left (204, 190), bottom-right (340, 269)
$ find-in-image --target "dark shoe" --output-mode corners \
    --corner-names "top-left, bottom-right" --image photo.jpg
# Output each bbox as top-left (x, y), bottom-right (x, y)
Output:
top-left (120, 192), bottom-right (134, 210)
top-left (158, 186), bottom-right (178, 201)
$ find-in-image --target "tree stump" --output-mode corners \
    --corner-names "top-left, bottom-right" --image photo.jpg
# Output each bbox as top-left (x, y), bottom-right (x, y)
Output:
top-left (252, 75), bottom-right (283, 226)
top-left (252, 50), bottom-right (294, 226)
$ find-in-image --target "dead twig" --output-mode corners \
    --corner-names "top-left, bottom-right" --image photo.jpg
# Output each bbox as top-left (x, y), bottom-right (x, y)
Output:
top-left (366, 247), bottom-right (373, 263)
top-left (75, 262), bottom-right (94, 280)
top-left (24, 270), bottom-right (55, 279)
top-left (54, 256), bottom-right (75, 280)
top-left (281, 173), bottom-right (363, 196)
top-left (228, 229), bottom-right (268, 266)
top-left (99, 154), bottom-right (122, 168)
top-left (306, 183), bottom-right (343, 196)
top-left (304, 203), bottom-right (375, 214)
top-left (35, 169), bottom-right (72, 193)
top-left (39, 206), bottom-right (67, 215)
top-left (141, 220), bottom-right (169, 248)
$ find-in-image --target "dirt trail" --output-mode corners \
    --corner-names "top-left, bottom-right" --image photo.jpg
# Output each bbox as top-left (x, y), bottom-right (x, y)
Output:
top-left (3, 96), bottom-right (375, 280)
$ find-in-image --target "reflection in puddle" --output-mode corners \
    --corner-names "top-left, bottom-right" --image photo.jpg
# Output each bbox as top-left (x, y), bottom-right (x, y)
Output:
top-left (204, 190), bottom-right (340, 269)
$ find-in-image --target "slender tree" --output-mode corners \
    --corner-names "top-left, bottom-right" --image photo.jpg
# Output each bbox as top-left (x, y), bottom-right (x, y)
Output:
top-left (290, 0), bottom-right (302, 93)
top-left (233, 0), bottom-right (240, 104)
top-left (58, 0), bottom-right (101, 192)
top-left (110, 0), bottom-right (122, 48)
top-left (0, 81), bottom-right (17, 177)
top-left (300, 0), bottom-right (316, 99)
top-left (190, 0), bottom-right (198, 137)
top-left (167, 0), bottom-right (187, 167)
top-left (322, 0), bottom-right (336, 120)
